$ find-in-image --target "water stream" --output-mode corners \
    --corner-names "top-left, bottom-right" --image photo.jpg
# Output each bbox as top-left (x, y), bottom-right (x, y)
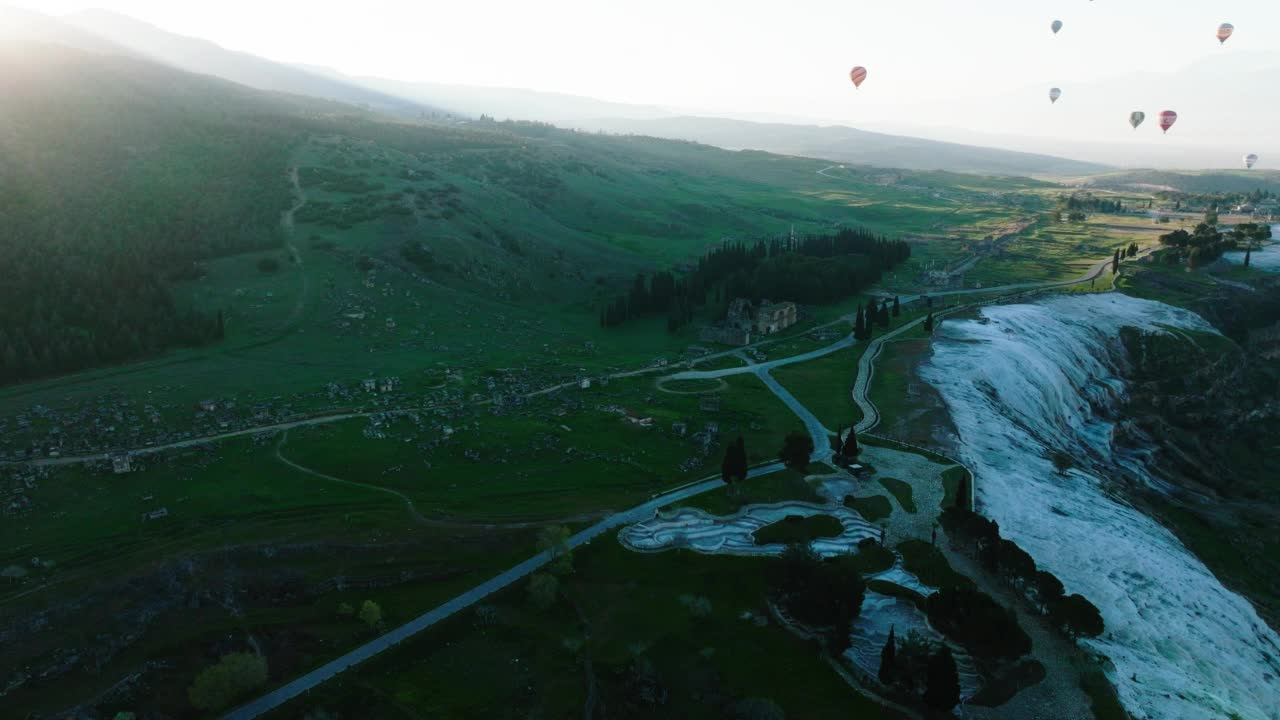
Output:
top-left (919, 293), bottom-right (1280, 720)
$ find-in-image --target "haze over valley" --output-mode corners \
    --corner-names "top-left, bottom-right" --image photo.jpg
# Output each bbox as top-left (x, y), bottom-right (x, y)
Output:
top-left (1, 3), bottom-right (1278, 720)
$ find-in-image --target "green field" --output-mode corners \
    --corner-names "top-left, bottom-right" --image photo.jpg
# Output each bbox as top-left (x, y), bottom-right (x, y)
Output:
top-left (267, 533), bottom-right (896, 719)
top-left (752, 514), bottom-right (844, 545)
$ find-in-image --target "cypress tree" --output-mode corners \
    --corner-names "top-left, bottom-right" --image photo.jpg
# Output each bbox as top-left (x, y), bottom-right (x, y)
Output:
top-left (924, 312), bottom-right (934, 333)
top-left (892, 296), bottom-right (900, 317)
top-left (854, 305), bottom-right (865, 339)
top-left (924, 646), bottom-right (960, 712)
top-left (1245, 248), bottom-right (1251, 268)
top-left (844, 427), bottom-right (859, 457)
top-left (878, 625), bottom-right (897, 685)
top-left (878, 302), bottom-right (890, 328)
top-left (1112, 249), bottom-right (1120, 275)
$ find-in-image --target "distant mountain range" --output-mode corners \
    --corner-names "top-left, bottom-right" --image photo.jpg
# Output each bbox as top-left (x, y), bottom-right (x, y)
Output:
top-left (43, 7), bottom-right (1106, 178)
top-left (59, 8), bottom-right (451, 118)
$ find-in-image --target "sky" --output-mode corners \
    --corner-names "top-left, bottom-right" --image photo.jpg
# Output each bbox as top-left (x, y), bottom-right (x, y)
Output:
top-left (11, 0), bottom-right (1280, 165)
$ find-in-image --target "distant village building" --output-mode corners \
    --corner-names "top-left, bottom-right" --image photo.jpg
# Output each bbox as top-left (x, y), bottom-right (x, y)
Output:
top-left (198, 399), bottom-right (217, 413)
top-left (141, 507), bottom-right (169, 522)
top-left (361, 378), bottom-right (377, 392)
top-left (699, 298), bottom-right (798, 346)
top-left (111, 454), bottom-right (133, 474)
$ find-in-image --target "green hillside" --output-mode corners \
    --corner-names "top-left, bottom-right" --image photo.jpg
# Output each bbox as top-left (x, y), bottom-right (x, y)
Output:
top-left (0, 45), bottom-right (1044, 447)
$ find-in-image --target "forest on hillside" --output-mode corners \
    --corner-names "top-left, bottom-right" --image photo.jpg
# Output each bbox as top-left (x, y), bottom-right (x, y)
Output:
top-left (601, 228), bottom-right (912, 329)
top-left (0, 45), bottom-right (309, 384)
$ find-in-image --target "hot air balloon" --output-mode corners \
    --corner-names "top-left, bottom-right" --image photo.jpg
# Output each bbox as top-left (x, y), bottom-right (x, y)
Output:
top-left (1244, 153), bottom-right (1259, 169)
top-left (1217, 23), bottom-right (1234, 44)
top-left (1159, 110), bottom-right (1178, 134)
top-left (1129, 111), bottom-right (1146, 130)
top-left (1049, 87), bottom-right (1062, 104)
top-left (1051, 20), bottom-right (1063, 35)
top-left (849, 66), bottom-right (867, 89)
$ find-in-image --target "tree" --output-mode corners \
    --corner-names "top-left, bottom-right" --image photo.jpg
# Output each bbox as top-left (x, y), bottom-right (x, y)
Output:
top-left (892, 296), bottom-right (900, 317)
top-left (1049, 593), bottom-right (1104, 638)
top-left (924, 312), bottom-right (934, 334)
top-left (854, 304), bottom-right (866, 339)
top-left (955, 473), bottom-right (969, 511)
top-left (926, 586), bottom-right (1031, 660)
top-left (528, 571), bottom-right (560, 610)
top-left (722, 436), bottom-right (748, 484)
top-left (188, 652), bottom-right (268, 711)
top-left (778, 431), bottom-right (814, 472)
top-left (923, 646), bottom-right (960, 713)
top-left (1244, 248), bottom-right (1251, 268)
top-left (537, 525), bottom-right (574, 576)
top-left (1033, 570), bottom-right (1065, 613)
top-left (1111, 249), bottom-right (1120, 275)
top-left (358, 599), bottom-right (382, 629)
top-left (842, 427), bottom-right (859, 458)
top-left (878, 624), bottom-right (897, 685)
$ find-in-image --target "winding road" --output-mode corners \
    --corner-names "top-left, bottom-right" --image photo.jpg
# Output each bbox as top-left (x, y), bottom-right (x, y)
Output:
top-left (221, 246), bottom-right (1140, 719)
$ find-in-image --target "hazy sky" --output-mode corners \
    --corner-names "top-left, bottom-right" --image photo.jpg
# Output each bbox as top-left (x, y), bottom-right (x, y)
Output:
top-left (13, 0), bottom-right (1280, 164)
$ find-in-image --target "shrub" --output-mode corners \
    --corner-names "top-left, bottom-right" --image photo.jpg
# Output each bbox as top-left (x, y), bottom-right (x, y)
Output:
top-left (188, 652), bottom-right (268, 711)
top-left (926, 586), bottom-right (1031, 660)
top-left (358, 600), bottom-right (382, 629)
top-left (529, 572), bottom-right (559, 610)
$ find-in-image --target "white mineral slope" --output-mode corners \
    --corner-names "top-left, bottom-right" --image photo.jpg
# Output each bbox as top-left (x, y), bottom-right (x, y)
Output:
top-left (919, 293), bottom-right (1280, 720)
top-left (618, 502), bottom-right (878, 557)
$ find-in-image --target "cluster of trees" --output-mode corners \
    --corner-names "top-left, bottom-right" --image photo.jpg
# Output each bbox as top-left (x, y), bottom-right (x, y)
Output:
top-left (1158, 223), bottom-right (1229, 267)
top-left (1154, 188), bottom-right (1275, 211)
top-left (926, 586), bottom-right (1032, 660)
top-left (1111, 243), bottom-right (1138, 274)
top-left (778, 431), bottom-right (815, 471)
top-left (1060, 193), bottom-right (1126, 214)
top-left (878, 626), bottom-right (961, 713)
top-left (941, 507), bottom-right (1104, 639)
top-left (601, 270), bottom-right (700, 330)
top-left (853, 296), bottom-right (898, 340)
top-left (601, 228), bottom-right (911, 331)
top-left (767, 543), bottom-right (866, 652)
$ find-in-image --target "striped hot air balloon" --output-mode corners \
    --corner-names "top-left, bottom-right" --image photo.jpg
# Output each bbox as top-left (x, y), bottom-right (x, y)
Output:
top-left (1051, 20), bottom-right (1063, 35)
top-left (1049, 87), bottom-right (1062, 104)
top-left (1159, 110), bottom-right (1178, 134)
top-left (1244, 153), bottom-right (1259, 169)
top-left (1217, 23), bottom-right (1234, 44)
top-left (1129, 111), bottom-right (1146, 130)
top-left (849, 66), bottom-right (868, 89)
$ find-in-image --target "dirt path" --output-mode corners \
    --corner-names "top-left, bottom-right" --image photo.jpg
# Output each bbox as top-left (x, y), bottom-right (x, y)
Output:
top-left (940, 539), bottom-right (1095, 720)
top-left (281, 167), bottom-right (309, 329)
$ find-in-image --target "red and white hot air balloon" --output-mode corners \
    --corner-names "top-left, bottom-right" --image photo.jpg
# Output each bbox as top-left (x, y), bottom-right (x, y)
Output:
top-left (1159, 110), bottom-right (1178, 134)
top-left (1217, 23), bottom-right (1234, 45)
top-left (849, 66), bottom-right (868, 89)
